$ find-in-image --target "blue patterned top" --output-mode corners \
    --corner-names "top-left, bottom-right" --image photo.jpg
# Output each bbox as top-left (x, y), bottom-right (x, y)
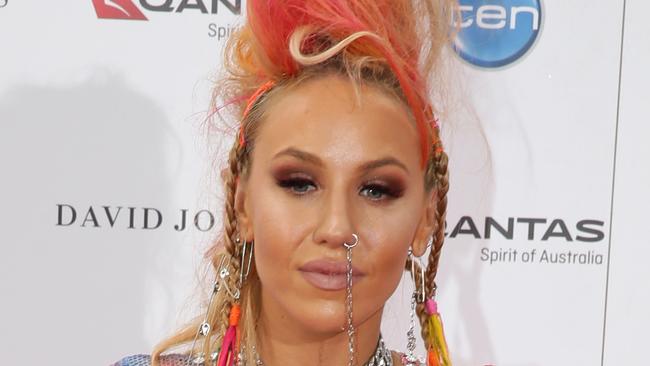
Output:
top-left (112, 352), bottom-right (422, 366)
top-left (111, 354), bottom-right (187, 366)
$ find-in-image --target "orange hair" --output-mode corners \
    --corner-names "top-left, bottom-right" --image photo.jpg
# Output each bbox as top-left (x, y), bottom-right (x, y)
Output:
top-left (153, 1), bottom-right (457, 364)
top-left (226, 0), bottom-right (454, 167)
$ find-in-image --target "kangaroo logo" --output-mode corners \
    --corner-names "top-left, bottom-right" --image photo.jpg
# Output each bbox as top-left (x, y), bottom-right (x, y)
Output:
top-left (92, 0), bottom-right (148, 20)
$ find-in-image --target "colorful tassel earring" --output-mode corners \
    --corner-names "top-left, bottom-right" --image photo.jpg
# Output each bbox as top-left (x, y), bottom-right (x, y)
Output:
top-left (217, 238), bottom-right (252, 366)
top-left (425, 296), bottom-right (451, 366)
top-left (216, 303), bottom-right (241, 366)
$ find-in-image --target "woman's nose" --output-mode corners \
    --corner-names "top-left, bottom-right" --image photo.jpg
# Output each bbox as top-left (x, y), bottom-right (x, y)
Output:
top-left (312, 186), bottom-right (357, 249)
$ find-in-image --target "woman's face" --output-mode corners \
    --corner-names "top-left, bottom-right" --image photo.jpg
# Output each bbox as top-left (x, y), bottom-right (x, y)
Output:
top-left (236, 74), bottom-right (435, 337)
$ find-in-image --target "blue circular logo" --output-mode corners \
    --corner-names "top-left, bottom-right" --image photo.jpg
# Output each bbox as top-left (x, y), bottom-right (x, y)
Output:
top-left (452, 0), bottom-right (542, 68)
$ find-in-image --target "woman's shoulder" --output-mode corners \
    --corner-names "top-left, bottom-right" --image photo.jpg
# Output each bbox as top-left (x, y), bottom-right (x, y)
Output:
top-left (111, 354), bottom-right (187, 366)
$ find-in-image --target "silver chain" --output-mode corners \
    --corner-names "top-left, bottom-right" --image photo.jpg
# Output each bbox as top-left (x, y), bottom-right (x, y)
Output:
top-left (345, 244), bottom-right (356, 366)
top-left (198, 235), bottom-right (395, 366)
top-left (404, 293), bottom-right (417, 365)
top-left (251, 335), bottom-right (393, 366)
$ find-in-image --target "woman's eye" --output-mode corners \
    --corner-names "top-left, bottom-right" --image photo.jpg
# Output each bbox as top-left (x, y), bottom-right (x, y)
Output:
top-left (278, 178), bottom-right (317, 194)
top-left (360, 184), bottom-right (396, 200)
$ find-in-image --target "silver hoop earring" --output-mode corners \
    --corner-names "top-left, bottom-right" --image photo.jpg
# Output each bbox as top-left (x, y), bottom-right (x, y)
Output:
top-left (239, 239), bottom-right (254, 288)
top-left (409, 251), bottom-right (426, 303)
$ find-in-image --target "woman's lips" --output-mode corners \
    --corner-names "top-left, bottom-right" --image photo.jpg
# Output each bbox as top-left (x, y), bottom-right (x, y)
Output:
top-left (298, 259), bottom-right (365, 291)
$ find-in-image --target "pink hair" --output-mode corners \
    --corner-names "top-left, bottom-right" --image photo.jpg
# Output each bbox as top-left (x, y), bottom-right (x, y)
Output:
top-left (244, 0), bottom-right (440, 167)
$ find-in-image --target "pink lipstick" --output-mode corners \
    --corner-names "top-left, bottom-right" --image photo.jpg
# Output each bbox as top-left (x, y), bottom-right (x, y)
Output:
top-left (298, 259), bottom-right (365, 291)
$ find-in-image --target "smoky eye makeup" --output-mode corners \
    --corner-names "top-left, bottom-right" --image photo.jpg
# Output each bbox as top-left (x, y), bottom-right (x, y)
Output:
top-left (277, 176), bottom-right (317, 194)
top-left (269, 162), bottom-right (409, 200)
top-left (359, 177), bottom-right (406, 201)
top-left (271, 165), bottom-right (320, 195)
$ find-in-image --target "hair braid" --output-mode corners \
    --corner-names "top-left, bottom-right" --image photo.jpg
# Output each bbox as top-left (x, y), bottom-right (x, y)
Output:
top-left (413, 140), bottom-right (449, 353)
top-left (426, 147), bottom-right (449, 295)
top-left (210, 138), bottom-right (247, 348)
top-left (153, 137), bottom-right (253, 365)
top-left (186, 137), bottom-right (251, 361)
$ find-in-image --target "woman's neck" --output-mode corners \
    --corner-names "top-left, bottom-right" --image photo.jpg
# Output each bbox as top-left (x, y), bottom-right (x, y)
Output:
top-left (256, 290), bottom-right (384, 366)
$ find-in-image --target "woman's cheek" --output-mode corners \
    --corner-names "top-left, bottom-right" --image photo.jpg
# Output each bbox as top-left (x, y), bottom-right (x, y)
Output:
top-left (251, 187), bottom-right (311, 278)
top-left (364, 209), bottom-right (418, 289)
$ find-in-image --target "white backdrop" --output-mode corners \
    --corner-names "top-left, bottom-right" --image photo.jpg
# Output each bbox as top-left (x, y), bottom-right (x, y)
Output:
top-left (0, 1), bottom-right (647, 365)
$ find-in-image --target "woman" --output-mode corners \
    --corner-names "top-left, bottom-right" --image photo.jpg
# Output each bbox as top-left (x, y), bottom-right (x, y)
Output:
top-left (114, 0), bottom-right (456, 365)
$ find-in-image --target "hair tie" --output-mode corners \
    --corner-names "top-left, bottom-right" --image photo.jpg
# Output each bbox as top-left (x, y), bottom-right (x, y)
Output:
top-left (238, 80), bottom-right (277, 148)
top-left (424, 298), bottom-right (451, 366)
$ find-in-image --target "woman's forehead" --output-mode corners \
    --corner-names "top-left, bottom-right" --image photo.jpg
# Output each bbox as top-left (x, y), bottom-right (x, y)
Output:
top-left (253, 75), bottom-right (421, 171)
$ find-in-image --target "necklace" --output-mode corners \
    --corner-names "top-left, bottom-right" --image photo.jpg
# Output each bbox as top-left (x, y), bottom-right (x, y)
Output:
top-left (249, 335), bottom-right (393, 366)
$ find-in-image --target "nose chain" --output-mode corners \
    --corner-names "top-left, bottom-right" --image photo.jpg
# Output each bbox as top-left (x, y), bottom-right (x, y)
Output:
top-left (233, 235), bottom-right (394, 366)
top-left (345, 243), bottom-right (355, 366)
top-left (250, 335), bottom-right (393, 366)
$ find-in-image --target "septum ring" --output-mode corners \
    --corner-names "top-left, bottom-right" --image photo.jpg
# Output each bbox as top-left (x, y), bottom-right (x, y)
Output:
top-left (343, 233), bottom-right (359, 249)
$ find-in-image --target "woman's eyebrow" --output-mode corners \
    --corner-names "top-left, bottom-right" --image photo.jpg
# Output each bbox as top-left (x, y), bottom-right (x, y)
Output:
top-left (272, 147), bottom-right (324, 166)
top-left (359, 157), bottom-right (409, 174)
top-left (272, 147), bottom-right (409, 174)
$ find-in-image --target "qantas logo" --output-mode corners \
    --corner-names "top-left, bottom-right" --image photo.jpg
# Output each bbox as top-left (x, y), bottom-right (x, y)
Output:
top-left (92, 0), bottom-right (241, 20)
top-left (92, 0), bottom-right (148, 20)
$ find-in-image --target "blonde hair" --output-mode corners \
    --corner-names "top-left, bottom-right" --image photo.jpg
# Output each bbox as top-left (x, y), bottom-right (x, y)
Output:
top-left (153, 0), bottom-right (458, 364)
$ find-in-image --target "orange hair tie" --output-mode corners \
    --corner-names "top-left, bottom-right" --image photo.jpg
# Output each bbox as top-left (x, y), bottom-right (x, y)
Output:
top-left (228, 304), bottom-right (241, 326)
top-left (238, 80), bottom-right (277, 148)
top-left (428, 349), bottom-right (441, 366)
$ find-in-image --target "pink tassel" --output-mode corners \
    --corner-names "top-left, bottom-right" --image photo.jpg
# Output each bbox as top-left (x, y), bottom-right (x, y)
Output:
top-left (217, 304), bottom-right (241, 366)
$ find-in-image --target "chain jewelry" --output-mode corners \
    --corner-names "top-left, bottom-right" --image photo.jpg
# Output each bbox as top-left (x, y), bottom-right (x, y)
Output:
top-left (252, 334), bottom-right (393, 366)
top-left (345, 244), bottom-right (355, 366)
top-left (187, 255), bottom-right (229, 365)
top-left (187, 235), bottom-right (254, 366)
top-left (404, 293), bottom-right (418, 366)
top-left (344, 233), bottom-right (359, 366)
top-left (187, 234), bottom-right (401, 366)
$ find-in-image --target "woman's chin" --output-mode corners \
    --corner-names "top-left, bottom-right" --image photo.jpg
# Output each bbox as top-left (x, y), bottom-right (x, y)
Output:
top-left (296, 298), bottom-right (349, 334)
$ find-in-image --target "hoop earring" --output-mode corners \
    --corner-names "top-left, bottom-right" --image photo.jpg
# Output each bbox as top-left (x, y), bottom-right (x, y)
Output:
top-left (238, 238), bottom-right (254, 288)
top-left (409, 249), bottom-right (426, 303)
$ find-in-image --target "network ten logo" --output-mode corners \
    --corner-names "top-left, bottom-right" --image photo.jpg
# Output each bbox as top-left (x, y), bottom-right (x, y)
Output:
top-left (92, 0), bottom-right (241, 21)
top-left (452, 0), bottom-right (543, 69)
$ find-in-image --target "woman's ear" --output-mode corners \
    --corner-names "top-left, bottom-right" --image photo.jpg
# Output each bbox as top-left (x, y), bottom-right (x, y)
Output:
top-left (412, 188), bottom-right (438, 257)
top-left (233, 178), bottom-right (254, 241)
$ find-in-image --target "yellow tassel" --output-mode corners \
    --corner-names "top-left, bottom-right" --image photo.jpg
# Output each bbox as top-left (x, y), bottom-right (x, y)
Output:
top-left (425, 299), bottom-right (451, 366)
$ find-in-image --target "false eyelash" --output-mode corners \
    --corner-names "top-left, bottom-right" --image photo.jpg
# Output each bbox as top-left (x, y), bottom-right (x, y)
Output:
top-left (360, 183), bottom-right (404, 200)
top-left (277, 177), bottom-right (317, 194)
top-left (277, 176), bottom-right (404, 202)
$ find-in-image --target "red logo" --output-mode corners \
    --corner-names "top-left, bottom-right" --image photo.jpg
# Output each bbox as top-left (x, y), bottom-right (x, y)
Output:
top-left (92, 0), bottom-right (148, 21)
